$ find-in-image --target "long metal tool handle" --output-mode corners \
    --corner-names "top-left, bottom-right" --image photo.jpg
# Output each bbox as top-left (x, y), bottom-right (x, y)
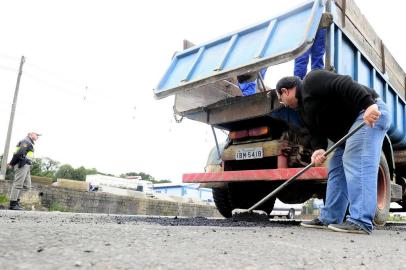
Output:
top-left (247, 122), bottom-right (366, 212)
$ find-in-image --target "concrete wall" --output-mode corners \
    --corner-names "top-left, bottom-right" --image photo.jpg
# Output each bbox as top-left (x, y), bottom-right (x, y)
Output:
top-left (0, 180), bottom-right (221, 217)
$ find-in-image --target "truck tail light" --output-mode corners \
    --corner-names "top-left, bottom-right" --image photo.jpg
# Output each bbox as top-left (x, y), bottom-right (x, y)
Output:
top-left (249, 126), bottom-right (269, 137)
top-left (229, 126), bottom-right (269, 140)
top-left (229, 130), bottom-right (249, 140)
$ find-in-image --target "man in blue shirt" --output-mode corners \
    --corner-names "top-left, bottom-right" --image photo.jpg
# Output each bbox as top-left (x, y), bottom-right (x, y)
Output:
top-left (237, 68), bottom-right (267, 96)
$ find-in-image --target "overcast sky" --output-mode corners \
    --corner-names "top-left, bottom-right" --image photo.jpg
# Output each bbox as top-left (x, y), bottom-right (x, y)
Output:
top-left (1, 0), bottom-right (405, 182)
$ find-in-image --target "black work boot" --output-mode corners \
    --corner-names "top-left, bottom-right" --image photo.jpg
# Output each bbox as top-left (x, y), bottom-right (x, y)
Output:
top-left (16, 199), bottom-right (25, 211)
top-left (9, 201), bottom-right (24, 211)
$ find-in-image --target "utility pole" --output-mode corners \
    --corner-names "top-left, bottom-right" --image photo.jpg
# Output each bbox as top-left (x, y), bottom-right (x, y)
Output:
top-left (0, 56), bottom-right (25, 180)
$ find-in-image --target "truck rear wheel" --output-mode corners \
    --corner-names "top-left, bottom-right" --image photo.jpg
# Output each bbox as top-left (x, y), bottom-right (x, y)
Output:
top-left (374, 153), bottom-right (391, 226)
top-left (228, 182), bottom-right (276, 215)
top-left (287, 208), bottom-right (295, 219)
top-left (212, 187), bottom-right (232, 218)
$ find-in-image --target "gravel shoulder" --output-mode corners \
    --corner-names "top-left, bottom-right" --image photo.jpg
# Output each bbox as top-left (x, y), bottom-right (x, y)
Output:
top-left (1, 210), bottom-right (406, 270)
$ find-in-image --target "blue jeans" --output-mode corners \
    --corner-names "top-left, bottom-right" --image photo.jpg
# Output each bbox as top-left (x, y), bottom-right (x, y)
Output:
top-left (294, 29), bottom-right (326, 79)
top-left (319, 98), bottom-right (391, 233)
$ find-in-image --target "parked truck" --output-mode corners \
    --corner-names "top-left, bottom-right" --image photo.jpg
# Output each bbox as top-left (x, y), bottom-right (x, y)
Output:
top-left (154, 0), bottom-right (406, 225)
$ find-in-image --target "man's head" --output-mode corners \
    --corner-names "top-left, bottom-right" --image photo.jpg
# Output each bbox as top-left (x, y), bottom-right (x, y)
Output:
top-left (276, 76), bottom-right (302, 109)
top-left (28, 132), bottom-right (41, 141)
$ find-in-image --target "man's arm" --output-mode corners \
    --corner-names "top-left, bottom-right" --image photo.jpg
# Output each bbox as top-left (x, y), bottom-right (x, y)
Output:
top-left (8, 143), bottom-right (32, 167)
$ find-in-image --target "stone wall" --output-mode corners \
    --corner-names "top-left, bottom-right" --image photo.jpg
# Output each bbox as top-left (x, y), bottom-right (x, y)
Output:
top-left (0, 180), bottom-right (221, 217)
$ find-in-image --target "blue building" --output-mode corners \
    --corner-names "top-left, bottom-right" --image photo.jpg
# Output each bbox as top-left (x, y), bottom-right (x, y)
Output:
top-left (152, 183), bottom-right (213, 203)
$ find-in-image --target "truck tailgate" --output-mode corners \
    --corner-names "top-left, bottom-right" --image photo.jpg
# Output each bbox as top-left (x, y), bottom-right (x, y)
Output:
top-left (155, 0), bottom-right (325, 100)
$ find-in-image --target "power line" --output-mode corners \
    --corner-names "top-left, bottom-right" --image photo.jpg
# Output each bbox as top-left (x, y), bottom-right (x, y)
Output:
top-left (25, 61), bottom-right (85, 90)
top-left (0, 53), bottom-right (20, 61)
top-left (0, 64), bottom-right (17, 73)
top-left (1, 57), bottom-right (138, 120)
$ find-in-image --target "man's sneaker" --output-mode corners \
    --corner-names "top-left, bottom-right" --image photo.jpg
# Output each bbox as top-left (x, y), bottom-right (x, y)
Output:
top-left (328, 221), bottom-right (369, 235)
top-left (300, 218), bottom-right (326, 229)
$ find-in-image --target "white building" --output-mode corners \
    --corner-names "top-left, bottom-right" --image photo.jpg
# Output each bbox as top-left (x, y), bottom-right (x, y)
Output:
top-left (152, 183), bottom-right (213, 203)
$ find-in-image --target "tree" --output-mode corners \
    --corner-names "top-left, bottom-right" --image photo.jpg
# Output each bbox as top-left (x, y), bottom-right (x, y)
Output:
top-left (120, 172), bottom-right (155, 181)
top-left (157, 179), bottom-right (172, 184)
top-left (30, 159), bottom-right (43, 177)
top-left (55, 164), bottom-right (99, 181)
top-left (55, 164), bottom-right (75, 180)
top-left (120, 172), bottom-right (172, 184)
top-left (3, 154), bottom-right (104, 182)
top-left (73, 166), bottom-right (97, 181)
top-left (41, 157), bottom-right (60, 177)
top-left (30, 157), bottom-right (60, 178)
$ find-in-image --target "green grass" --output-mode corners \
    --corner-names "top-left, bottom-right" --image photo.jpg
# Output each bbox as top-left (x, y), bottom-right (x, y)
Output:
top-left (388, 214), bottom-right (406, 222)
top-left (49, 202), bottom-right (70, 212)
top-left (0, 194), bottom-right (9, 204)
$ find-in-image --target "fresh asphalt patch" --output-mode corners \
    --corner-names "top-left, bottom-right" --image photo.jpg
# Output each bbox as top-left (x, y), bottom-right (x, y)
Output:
top-left (1, 210), bottom-right (405, 231)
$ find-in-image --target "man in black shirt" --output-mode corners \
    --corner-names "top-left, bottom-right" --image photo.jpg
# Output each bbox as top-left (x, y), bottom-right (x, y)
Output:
top-left (276, 70), bottom-right (390, 234)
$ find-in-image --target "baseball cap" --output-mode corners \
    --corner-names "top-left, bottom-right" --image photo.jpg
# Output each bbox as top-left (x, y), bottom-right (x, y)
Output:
top-left (29, 132), bottom-right (42, 137)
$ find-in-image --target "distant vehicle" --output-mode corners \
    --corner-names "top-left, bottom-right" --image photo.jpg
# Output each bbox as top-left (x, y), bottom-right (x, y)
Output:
top-left (269, 199), bottom-right (302, 219)
top-left (85, 174), bottom-right (154, 196)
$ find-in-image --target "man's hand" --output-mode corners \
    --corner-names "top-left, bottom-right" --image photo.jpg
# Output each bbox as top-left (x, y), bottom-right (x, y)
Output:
top-left (7, 164), bottom-right (12, 169)
top-left (364, 104), bottom-right (381, 127)
top-left (311, 149), bottom-right (326, 165)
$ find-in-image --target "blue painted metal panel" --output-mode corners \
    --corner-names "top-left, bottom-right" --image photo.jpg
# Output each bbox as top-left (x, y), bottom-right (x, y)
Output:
top-left (358, 56), bottom-right (370, 87)
top-left (373, 72), bottom-right (384, 99)
top-left (331, 24), bottom-right (406, 149)
top-left (155, 0), bottom-right (406, 149)
top-left (340, 38), bottom-right (356, 77)
top-left (155, 0), bottom-right (325, 98)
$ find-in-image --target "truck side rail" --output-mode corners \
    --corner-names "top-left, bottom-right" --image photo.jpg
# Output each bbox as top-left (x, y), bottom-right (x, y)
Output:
top-left (333, 0), bottom-right (406, 100)
top-left (329, 0), bottom-right (406, 149)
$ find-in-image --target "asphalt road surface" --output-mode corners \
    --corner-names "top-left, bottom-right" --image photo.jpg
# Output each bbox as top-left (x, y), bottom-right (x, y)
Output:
top-left (1, 210), bottom-right (406, 270)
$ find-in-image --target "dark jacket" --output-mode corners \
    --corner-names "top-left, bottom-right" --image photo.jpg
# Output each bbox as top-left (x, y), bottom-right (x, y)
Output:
top-left (9, 137), bottom-right (35, 168)
top-left (297, 70), bottom-right (378, 150)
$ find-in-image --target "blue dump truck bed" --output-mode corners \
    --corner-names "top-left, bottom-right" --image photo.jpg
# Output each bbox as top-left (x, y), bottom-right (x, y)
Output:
top-left (154, 0), bottom-right (406, 150)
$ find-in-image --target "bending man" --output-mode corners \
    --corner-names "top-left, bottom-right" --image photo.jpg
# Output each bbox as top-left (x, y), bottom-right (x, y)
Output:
top-left (276, 70), bottom-right (390, 234)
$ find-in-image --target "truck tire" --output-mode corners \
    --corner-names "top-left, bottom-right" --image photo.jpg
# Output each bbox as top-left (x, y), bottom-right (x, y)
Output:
top-left (212, 187), bottom-right (232, 218)
top-left (228, 182), bottom-right (276, 215)
top-left (287, 208), bottom-right (295, 219)
top-left (374, 153), bottom-right (391, 226)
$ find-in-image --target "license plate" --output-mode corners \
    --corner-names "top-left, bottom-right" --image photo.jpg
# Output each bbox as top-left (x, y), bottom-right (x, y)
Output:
top-left (235, 147), bottom-right (263, 160)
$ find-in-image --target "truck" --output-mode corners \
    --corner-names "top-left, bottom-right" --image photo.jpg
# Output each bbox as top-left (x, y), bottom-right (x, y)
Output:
top-left (154, 0), bottom-right (406, 225)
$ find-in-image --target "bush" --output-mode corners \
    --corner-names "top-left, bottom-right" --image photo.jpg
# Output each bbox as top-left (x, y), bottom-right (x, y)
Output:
top-left (388, 214), bottom-right (406, 222)
top-left (0, 194), bottom-right (8, 204)
top-left (49, 202), bottom-right (70, 212)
